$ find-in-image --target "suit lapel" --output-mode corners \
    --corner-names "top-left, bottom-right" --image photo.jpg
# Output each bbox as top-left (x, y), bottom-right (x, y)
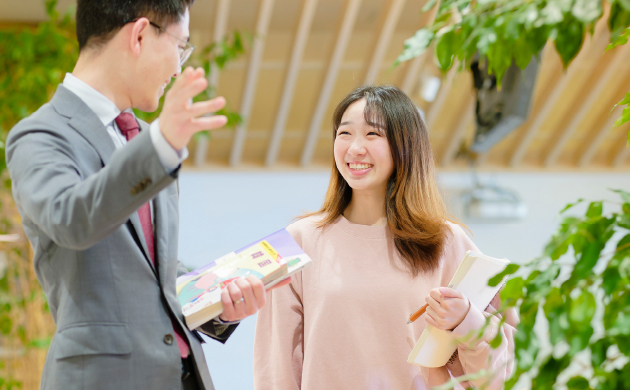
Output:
top-left (128, 212), bottom-right (156, 275)
top-left (153, 189), bottom-right (170, 287)
top-left (51, 86), bottom-right (117, 166)
top-left (131, 120), bottom-right (156, 272)
top-left (51, 85), bottom-right (157, 276)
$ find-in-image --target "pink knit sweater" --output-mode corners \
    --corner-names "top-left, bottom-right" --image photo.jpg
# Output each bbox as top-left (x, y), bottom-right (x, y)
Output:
top-left (254, 215), bottom-right (518, 390)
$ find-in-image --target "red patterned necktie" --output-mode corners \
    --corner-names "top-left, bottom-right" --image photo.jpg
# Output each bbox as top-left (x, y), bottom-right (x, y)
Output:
top-left (115, 112), bottom-right (190, 358)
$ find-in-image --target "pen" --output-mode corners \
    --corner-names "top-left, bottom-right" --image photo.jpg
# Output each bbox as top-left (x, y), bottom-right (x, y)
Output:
top-left (407, 303), bottom-right (428, 324)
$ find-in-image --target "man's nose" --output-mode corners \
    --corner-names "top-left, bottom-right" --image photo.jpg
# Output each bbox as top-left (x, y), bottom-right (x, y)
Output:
top-left (173, 65), bottom-right (182, 78)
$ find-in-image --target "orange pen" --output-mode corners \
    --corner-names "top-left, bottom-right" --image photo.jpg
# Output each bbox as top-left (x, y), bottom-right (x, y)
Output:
top-left (407, 303), bottom-right (429, 324)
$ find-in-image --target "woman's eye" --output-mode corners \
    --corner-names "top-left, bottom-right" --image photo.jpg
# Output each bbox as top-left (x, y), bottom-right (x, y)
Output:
top-left (368, 131), bottom-right (381, 136)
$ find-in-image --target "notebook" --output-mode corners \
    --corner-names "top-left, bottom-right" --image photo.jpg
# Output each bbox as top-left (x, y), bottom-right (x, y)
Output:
top-left (407, 250), bottom-right (510, 367)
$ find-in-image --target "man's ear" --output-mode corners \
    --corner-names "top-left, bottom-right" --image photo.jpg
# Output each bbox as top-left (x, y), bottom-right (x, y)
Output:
top-left (129, 18), bottom-right (151, 58)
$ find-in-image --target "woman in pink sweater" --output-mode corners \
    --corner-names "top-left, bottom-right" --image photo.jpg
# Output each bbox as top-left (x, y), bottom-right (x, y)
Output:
top-left (254, 85), bottom-right (518, 390)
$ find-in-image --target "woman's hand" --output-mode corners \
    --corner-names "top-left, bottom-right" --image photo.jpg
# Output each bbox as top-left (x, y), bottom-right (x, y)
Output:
top-left (424, 287), bottom-right (470, 330)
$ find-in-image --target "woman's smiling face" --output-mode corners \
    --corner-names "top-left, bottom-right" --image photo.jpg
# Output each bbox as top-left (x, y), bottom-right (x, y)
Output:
top-left (333, 98), bottom-right (394, 196)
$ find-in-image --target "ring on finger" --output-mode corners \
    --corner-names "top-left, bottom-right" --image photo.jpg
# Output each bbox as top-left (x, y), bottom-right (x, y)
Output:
top-left (234, 297), bottom-right (245, 305)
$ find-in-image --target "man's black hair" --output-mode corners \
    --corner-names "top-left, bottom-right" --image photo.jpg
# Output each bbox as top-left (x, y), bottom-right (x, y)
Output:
top-left (76, 0), bottom-right (195, 52)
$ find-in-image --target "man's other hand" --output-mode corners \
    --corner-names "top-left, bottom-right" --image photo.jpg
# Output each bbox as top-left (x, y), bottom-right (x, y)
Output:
top-left (219, 276), bottom-right (292, 322)
top-left (159, 67), bottom-right (228, 151)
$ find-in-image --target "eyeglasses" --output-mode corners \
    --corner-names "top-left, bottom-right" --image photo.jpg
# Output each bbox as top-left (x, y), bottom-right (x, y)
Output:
top-left (125, 19), bottom-right (196, 66)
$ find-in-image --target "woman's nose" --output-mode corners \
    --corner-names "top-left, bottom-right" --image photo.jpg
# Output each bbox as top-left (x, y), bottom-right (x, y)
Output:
top-left (348, 138), bottom-right (366, 156)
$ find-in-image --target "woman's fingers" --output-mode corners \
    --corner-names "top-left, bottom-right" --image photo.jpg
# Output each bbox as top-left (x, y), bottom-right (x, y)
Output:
top-left (425, 295), bottom-right (443, 316)
top-left (440, 287), bottom-right (464, 299)
top-left (429, 288), bottom-right (443, 303)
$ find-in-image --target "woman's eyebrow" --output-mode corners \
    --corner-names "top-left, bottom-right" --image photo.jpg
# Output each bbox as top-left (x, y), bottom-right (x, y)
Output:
top-left (339, 121), bottom-right (352, 127)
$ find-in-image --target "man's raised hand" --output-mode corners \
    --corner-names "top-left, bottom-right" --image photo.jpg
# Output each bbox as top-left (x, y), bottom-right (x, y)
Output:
top-left (159, 67), bottom-right (228, 151)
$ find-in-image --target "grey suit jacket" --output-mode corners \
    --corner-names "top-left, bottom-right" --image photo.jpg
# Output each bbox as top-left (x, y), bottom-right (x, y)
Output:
top-left (6, 85), bottom-right (237, 390)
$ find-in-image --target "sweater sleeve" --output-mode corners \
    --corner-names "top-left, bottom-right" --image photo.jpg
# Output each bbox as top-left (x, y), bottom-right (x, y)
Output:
top-left (422, 224), bottom-right (519, 389)
top-left (448, 291), bottom-right (519, 389)
top-left (253, 224), bottom-right (305, 390)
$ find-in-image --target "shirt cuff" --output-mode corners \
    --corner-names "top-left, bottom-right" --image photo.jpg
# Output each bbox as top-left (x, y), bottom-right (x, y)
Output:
top-left (149, 119), bottom-right (189, 172)
top-left (450, 301), bottom-right (499, 350)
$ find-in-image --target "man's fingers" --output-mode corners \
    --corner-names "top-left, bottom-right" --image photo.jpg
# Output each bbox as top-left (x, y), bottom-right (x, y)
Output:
top-left (189, 115), bottom-right (228, 133)
top-left (188, 97), bottom-right (227, 117)
top-left (169, 69), bottom-right (208, 102)
top-left (245, 275), bottom-right (266, 309)
top-left (235, 278), bottom-right (258, 316)
top-left (220, 287), bottom-right (236, 321)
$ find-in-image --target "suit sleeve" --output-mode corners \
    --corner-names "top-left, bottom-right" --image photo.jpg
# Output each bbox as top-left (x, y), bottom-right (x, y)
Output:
top-left (7, 128), bottom-right (176, 250)
top-left (253, 224), bottom-right (305, 390)
top-left (422, 224), bottom-right (518, 389)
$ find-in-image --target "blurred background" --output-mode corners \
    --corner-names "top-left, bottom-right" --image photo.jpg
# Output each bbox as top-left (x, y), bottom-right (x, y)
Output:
top-left (1, 0), bottom-right (629, 389)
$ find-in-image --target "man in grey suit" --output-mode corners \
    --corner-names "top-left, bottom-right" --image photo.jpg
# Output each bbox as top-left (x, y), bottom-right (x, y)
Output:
top-left (6, 1), bottom-right (288, 389)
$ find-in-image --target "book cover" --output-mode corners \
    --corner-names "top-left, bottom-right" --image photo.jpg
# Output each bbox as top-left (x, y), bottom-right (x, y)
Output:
top-left (176, 228), bottom-right (312, 329)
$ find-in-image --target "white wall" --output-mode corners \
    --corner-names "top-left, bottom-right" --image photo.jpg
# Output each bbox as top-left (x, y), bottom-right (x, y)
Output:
top-left (178, 170), bottom-right (630, 390)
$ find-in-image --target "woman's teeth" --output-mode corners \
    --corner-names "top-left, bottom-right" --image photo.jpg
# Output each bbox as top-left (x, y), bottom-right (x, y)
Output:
top-left (349, 163), bottom-right (372, 170)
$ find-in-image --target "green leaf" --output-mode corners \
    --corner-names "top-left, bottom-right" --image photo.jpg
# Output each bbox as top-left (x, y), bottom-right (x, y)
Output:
top-left (532, 355), bottom-right (571, 389)
top-left (554, 17), bottom-right (585, 67)
top-left (490, 331), bottom-right (503, 348)
top-left (422, 0), bottom-right (438, 12)
top-left (613, 188), bottom-right (630, 204)
top-left (566, 376), bottom-right (590, 389)
top-left (602, 266), bottom-right (621, 295)
top-left (543, 287), bottom-right (568, 345)
top-left (489, 263), bottom-right (520, 286)
top-left (606, 26), bottom-right (630, 51)
top-left (608, 3), bottom-right (630, 41)
top-left (500, 277), bottom-right (525, 301)
top-left (513, 36), bottom-right (532, 69)
top-left (586, 201), bottom-right (603, 218)
top-left (590, 338), bottom-right (610, 367)
top-left (615, 104), bottom-right (630, 127)
top-left (568, 326), bottom-right (594, 355)
top-left (570, 290), bottom-right (596, 323)
top-left (396, 29), bottom-right (434, 64)
top-left (436, 29), bottom-right (459, 70)
top-left (560, 198), bottom-right (584, 213)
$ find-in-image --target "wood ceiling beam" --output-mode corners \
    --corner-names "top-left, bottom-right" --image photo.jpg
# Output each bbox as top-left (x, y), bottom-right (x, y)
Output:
top-left (440, 98), bottom-right (475, 166)
top-left (194, 0), bottom-right (231, 166)
top-left (229, 0), bottom-right (275, 166)
top-left (265, 0), bottom-right (318, 166)
top-left (300, 0), bottom-right (363, 167)
top-left (363, 0), bottom-right (407, 85)
top-left (545, 47), bottom-right (629, 167)
top-left (401, 55), bottom-right (426, 95)
top-left (612, 123), bottom-right (630, 167)
top-left (579, 107), bottom-right (623, 167)
top-left (425, 69), bottom-right (455, 131)
top-left (401, 0), bottom-right (438, 95)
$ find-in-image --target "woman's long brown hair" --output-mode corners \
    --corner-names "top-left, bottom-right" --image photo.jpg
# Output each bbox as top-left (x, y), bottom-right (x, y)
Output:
top-left (303, 85), bottom-right (453, 276)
